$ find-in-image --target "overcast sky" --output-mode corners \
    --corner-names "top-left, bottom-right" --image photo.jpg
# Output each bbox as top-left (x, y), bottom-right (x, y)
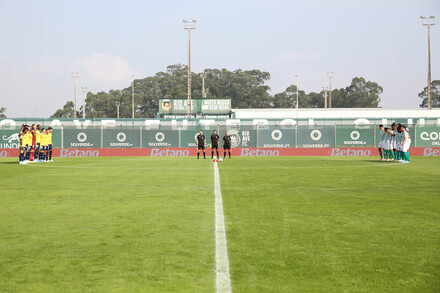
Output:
top-left (0, 0), bottom-right (439, 118)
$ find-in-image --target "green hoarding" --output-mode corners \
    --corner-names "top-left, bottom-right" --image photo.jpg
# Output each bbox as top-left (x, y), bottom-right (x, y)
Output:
top-left (103, 129), bottom-right (140, 148)
top-left (415, 126), bottom-right (440, 147)
top-left (257, 126), bottom-right (295, 148)
top-left (297, 126), bottom-right (335, 148)
top-left (336, 126), bottom-right (374, 147)
top-left (63, 129), bottom-right (101, 148)
top-left (143, 129), bottom-right (180, 148)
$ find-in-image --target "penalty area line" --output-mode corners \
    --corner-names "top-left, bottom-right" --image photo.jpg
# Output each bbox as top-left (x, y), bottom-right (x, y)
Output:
top-left (214, 162), bottom-right (232, 293)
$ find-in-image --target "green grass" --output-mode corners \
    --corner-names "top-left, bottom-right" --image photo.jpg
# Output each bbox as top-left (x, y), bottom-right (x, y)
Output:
top-left (0, 156), bottom-right (439, 292)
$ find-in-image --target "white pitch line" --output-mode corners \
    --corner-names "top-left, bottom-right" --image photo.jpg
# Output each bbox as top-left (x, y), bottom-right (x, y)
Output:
top-left (214, 162), bottom-right (232, 293)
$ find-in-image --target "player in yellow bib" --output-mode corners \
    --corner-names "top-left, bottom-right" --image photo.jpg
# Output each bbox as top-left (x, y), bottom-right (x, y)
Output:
top-left (47, 127), bottom-right (54, 161)
top-left (40, 128), bottom-right (49, 161)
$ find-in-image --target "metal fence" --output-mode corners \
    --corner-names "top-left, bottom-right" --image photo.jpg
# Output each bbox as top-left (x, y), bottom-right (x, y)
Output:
top-left (1, 124), bottom-right (439, 149)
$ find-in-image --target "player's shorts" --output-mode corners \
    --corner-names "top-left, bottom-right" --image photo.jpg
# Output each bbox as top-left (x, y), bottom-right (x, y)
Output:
top-left (48, 144), bottom-right (53, 150)
top-left (35, 143), bottom-right (40, 150)
top-left (223, 145), bottom-right (231, 150)
top-left (41, 145), bottom-right (48, 151)
top-left (402, 139), bottom-right (411, 152)
top-left (211, 144), bottom-right (219, 149)
top-left (197, 144), bottom-right (205, 150)
top-left (379, 141), bottom-right (385, 148)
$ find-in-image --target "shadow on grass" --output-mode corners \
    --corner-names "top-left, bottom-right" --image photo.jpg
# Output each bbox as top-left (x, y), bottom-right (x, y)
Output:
top-left (0, 161), bottom-right (19, 165)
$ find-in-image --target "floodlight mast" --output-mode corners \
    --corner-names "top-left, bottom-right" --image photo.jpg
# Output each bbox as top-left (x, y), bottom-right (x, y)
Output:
top-left (421, 16), bottom-right (435, 110)
top-left (71, 72), bottom-right (79, 118)
top-left (327, 72), bottom-right (334, 108)
top-left (183, 20), bottom-right (196, 117)
top-left (81, 87), bottom-right (87, 119)
top-left (294, 75), bottom-right (299, 121)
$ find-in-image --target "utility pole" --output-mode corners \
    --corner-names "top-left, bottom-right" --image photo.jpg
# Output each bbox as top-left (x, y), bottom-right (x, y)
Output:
top-left (116, 102), bottom-right (120, 119)
top-left (294, 75), bottom-right (299, 121)
top-left (132, 75), bottom-right (135, 118)
top-left (71, 72), bottom-right (79, 118)
top-left (183, 20), bottom-right (196, 117)
top-left (327, 72), bottom-right (334, 108)
top-left (322, 87), bottom-right (329, 108)
top-left (202, 72), bottom-right (206, 98)
top-left (81, 87), bottom-right (87, 119)
top-left (421, 16), bottom-right (435, 110)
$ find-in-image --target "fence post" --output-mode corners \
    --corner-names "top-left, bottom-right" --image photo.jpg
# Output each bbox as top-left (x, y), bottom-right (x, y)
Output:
top-left (101, 126), bottom-right (103, 148)
top-left (373, 124), bottom-right (376, 147)
top-left (140, 125), bottom-right (142, 148)
top-left (414, 124), bottom-right (417, 147)
top-left (61, 124), bottom-right (64, 148)
top-left (295, 123), bottom-right (298, 148)
top-left (256, 123), bottom-right (259, 148)
top-left (334, 124), bottom-right (337, 148)
top-left (178, 125), bottom-right (181, 148)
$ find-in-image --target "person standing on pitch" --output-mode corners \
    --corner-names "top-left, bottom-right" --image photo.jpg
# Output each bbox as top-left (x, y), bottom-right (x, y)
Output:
top-left (210, 130), bottom-right (220, 159)
top-left (223, 131), bottom-right (232, 159)
top-left (196, 130), bottom-right (206, 159)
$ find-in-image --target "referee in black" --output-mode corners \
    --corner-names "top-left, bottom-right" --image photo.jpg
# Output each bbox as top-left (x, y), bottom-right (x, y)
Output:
top-left (223, 131), bottom-right (232, 159)
top-left (195, 130), bottom-right (206, 159)
top-left (210, 130), bottom-right (220, 159)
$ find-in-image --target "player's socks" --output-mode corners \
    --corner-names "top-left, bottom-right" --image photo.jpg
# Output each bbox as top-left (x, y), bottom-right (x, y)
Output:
top-left (203, 152), bottom-right (205, 159)
top-left (384, 150), bottom-right (387, 159)
top-left (217, 151), bottom-right (219, 158)
top-left (49, 150), bottom-right (52, 160)
top-left (197, 152), bottom-right (199, 159)
top-left (378, 148), bottom-right (383, 159)
top-left (224, 152), bottom-right (226, 159)
top-left (406, 152), bottom-right (410, 161)
top-left (389, 151), bottom-right (394, 160)
top-left (229, 151), bottom-right (231, 159)
top-left (26, 152), bottom-right (30, 160)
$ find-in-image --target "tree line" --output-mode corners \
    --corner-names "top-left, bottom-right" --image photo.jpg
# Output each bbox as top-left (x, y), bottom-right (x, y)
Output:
top-left (27, 64), bottom-right (436, 118)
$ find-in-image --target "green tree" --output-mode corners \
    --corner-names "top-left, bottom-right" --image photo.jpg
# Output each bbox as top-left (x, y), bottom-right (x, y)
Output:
top-left (419, 80), bottom-right (440, 108)
top-left (0, 107), bottom-right (6, 118)
top-left (50, 101), bottom-right (76, 118)
top-left (331, 77), bottom-right (382, 108)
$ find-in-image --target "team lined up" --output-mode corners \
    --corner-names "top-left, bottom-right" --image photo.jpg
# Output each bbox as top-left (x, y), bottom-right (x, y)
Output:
top-left (378, 123), bottom-right (411, 163)
top-left (18, 124), bottom-right (54, 164)
top-left (195, 130), bottom-right (232, 159)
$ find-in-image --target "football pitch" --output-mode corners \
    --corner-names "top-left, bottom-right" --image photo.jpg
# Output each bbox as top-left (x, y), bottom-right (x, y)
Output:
top-left (1, 156), bottom-right (439, 292)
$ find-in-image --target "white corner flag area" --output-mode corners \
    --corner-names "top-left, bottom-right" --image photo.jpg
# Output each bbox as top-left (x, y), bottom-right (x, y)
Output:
top-left (214, 162), bottom-right (232, 293)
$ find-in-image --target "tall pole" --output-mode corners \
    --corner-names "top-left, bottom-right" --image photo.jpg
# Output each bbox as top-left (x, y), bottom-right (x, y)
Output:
top-left (81, 87), bottom-right (87, 119)
top-left (184, 20), bottom-right (196, 117)
top-left (116, 102), bottom-right (120, 119)
top-left (202, 72), bottom-right (206, 98)
top-left (421, 16), bottom-right (435, 110)
top-left (323, 87), bottom-right (329, 108)
top-left (132, 75), bottom-right (135, 118)
top-left (327, 72), bottom-right (334, 108)
top-left (295, 75), bottom-right (299, 121)
top-left (71, 72), bottom-right (79, 118)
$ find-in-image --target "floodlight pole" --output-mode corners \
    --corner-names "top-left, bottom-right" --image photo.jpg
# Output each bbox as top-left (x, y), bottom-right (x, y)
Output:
top-left (71, 72), bottom-right (79, 118)
top-left (132, 75), bottom-right (135, 118)
top-left (116, 102), bottom-right (120, 119)
top-left (323, 87), bottom-right (329, 108)
top-left (327, 72), bottom-right (334, 108)
top-left (421, 16), bottom-right (435, 110)
top-left (81, 87), bottom-right (87, 119)
top-left (202, 72), bottom-right (206, 98)
top-left (184, 20), bottom-right (196, 117)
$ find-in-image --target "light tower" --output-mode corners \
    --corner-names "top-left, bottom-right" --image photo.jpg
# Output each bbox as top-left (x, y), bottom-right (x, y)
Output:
top-left (183, 19), bottom-right (196, 117)
top-left (81, 87), bottom-right (87, 119)
top-left (71, 72), bottom-right (79, 118)
top-left (327, 72), bottom-right (334, 108)
top-left (421, 16), bottom-right (435, 110)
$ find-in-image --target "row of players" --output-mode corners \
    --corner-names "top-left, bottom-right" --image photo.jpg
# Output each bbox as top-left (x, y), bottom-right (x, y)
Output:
top-left (18, 124), bottom-right (54, 164)
top-left (378, 123), bottom-right (410, 163)
top-left (195, 130), bottom-right (232, 159)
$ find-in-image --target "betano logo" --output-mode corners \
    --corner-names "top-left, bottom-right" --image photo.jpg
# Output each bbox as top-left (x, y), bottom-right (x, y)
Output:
top-left (151, 148), bottom-right (190, 156)
top-left (241, 148), bottom-right (280, 156)
top-left (332, 148), bottom-right (371, 156)
top-left (60, 149), bottom-right (99, 157)
top-left (423, 147), bottom-right (440, 156)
